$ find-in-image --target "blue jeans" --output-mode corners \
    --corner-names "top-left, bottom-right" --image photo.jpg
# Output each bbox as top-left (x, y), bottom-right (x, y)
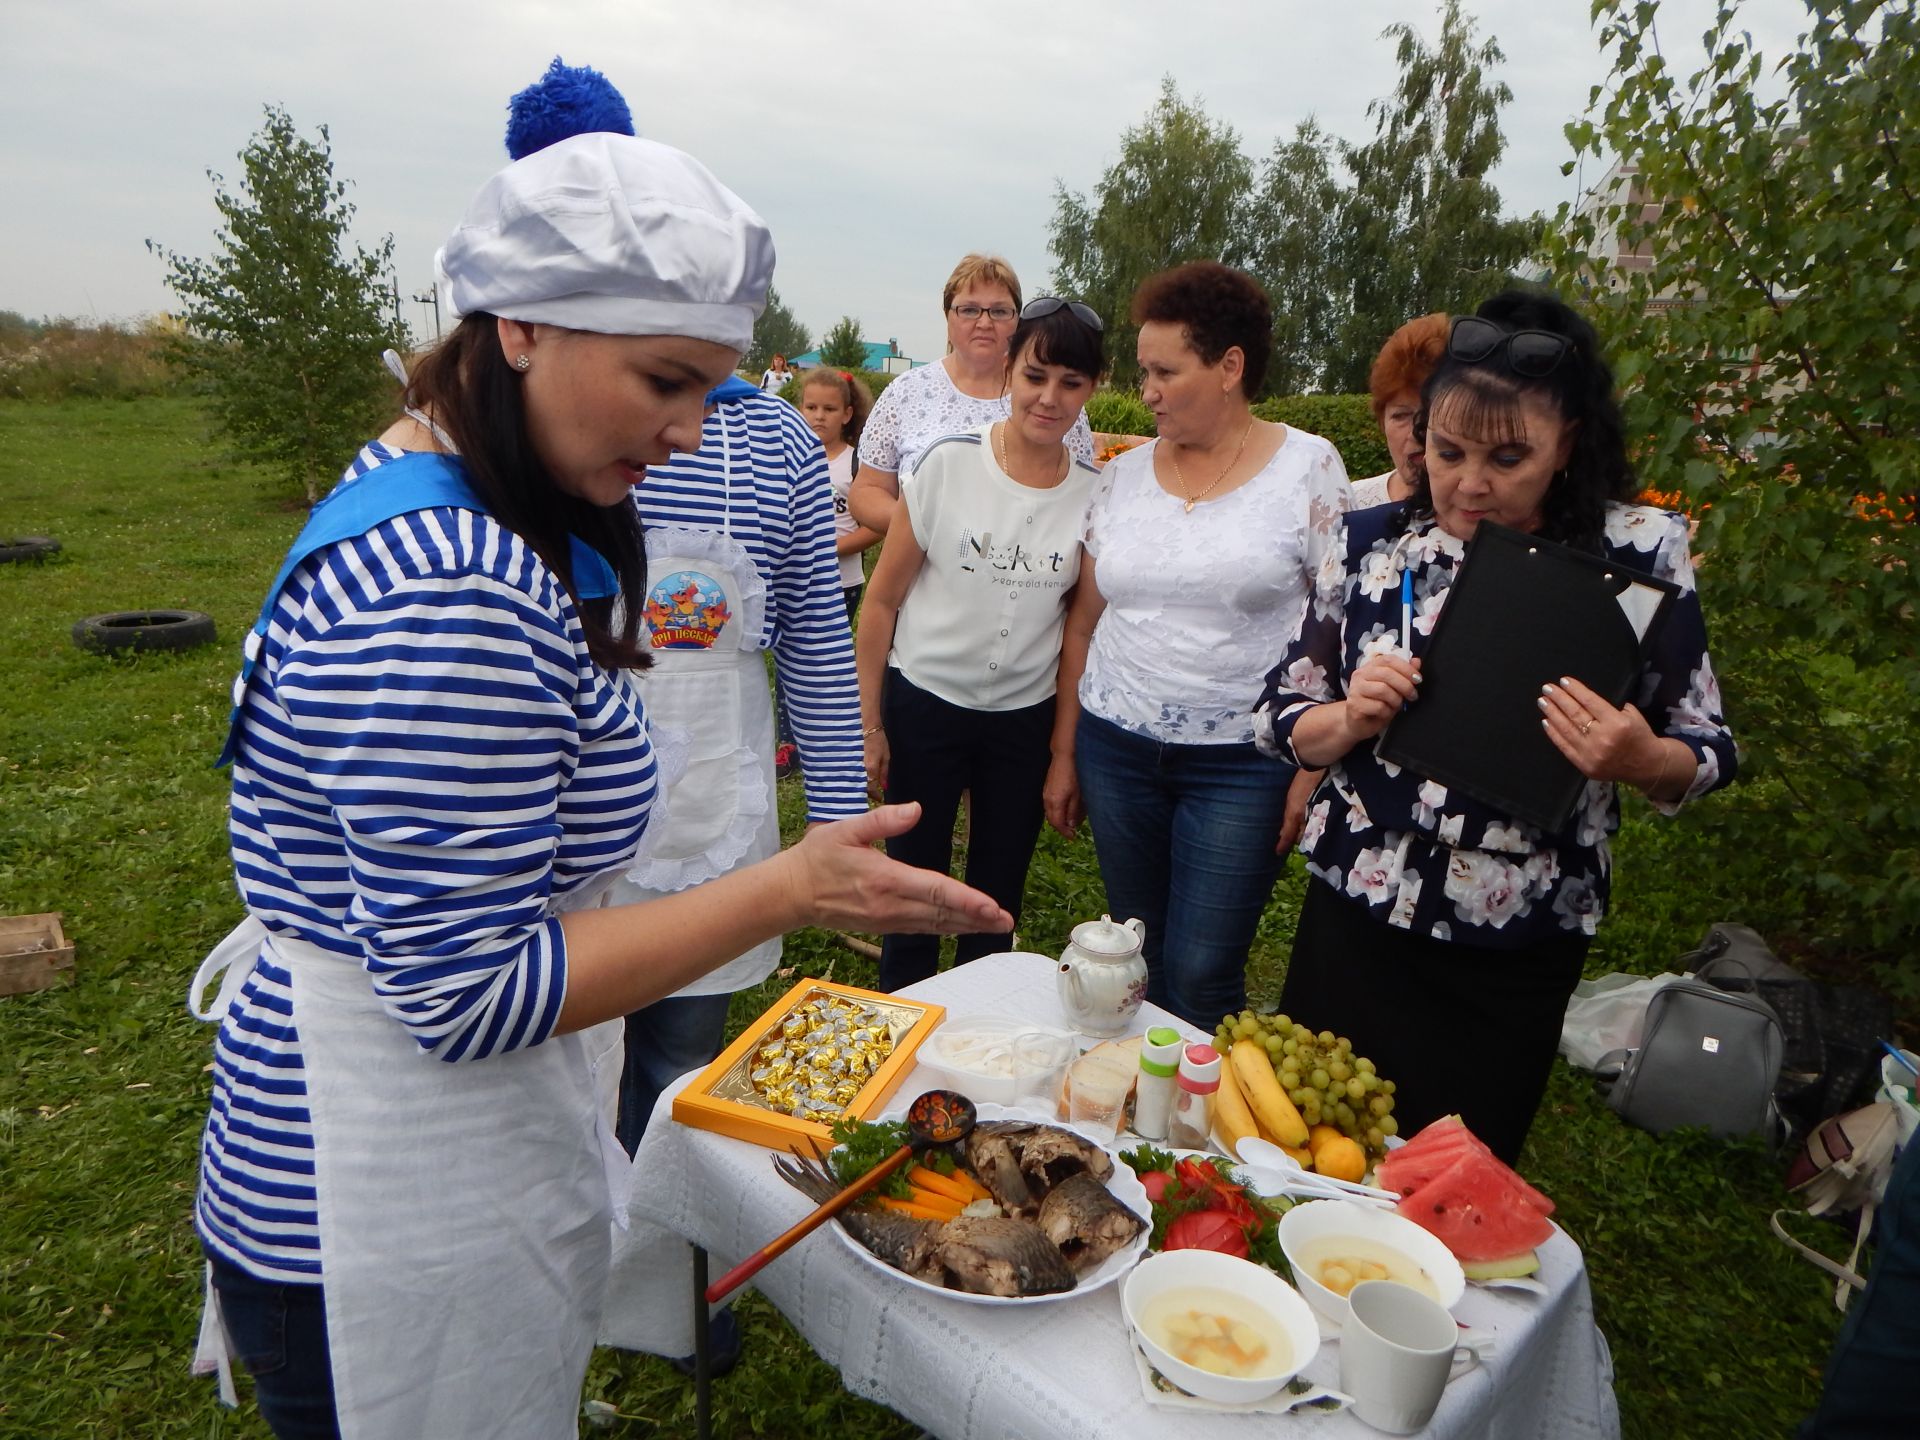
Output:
top-left (206, 1251), bottom-right (340, 1439)
top-left (1074, 710), bottom-right (1295, 1029)
top-left (616, 990), bottom-right (734, 1156)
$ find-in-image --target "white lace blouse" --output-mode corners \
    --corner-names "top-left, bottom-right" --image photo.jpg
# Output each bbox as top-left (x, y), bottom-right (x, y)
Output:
top-left (1079, 429), bottom-right (1351, 745)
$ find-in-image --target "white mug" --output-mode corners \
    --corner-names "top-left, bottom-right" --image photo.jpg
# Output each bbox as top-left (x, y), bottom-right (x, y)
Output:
top-left (1339, 1280), bottom-right (1459, 1434)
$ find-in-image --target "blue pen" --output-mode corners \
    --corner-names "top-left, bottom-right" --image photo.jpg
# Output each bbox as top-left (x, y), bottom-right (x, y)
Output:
top-left (1400, 569), bottom-right (1413, 654)
top-left (1883, 1040), bottom-right (1919, 1079)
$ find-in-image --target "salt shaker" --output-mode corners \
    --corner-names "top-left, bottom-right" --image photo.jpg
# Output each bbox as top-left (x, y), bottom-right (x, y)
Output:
top-left (1133, 1027), bottom-right (1184, 1142)
top-left (1167, 1043), bottom-right (1221, 1150)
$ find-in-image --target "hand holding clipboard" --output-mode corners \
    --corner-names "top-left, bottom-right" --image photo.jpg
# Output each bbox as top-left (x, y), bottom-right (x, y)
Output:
top-left (1376, 522), bottom-right (1679, 833)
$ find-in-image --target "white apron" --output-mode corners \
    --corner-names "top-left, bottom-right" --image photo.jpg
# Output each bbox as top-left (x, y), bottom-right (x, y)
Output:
top-left (190, 917), bottom-right (628, 1440)
top-left (611, 518), bottom-right (782, 996)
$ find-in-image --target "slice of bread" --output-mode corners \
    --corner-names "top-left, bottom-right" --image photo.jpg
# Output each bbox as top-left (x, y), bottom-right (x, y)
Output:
top-left (1055, 1034), bottom-right (1146, 1120)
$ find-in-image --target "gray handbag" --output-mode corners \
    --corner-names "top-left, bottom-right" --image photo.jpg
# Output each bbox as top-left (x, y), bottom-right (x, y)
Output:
top-left (1597, 956), bottom-right (1786, 1139)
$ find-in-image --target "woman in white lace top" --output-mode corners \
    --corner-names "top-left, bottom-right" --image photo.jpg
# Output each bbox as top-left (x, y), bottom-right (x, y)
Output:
top-left (848, 254), bottom-right (1092, 531)
top-left (1046, 262), bottom-right (1351, 1027)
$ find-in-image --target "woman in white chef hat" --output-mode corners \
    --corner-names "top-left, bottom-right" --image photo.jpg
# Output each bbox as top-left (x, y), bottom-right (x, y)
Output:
top-left (188, 131), bottom-right (1010, 1440)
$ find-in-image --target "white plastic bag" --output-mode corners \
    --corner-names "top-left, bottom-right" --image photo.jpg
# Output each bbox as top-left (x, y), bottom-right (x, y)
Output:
top-left (1876, 1049), bottom-right (1920, 1153)
top-left (1558, 971), bottom-right (1683, 1072)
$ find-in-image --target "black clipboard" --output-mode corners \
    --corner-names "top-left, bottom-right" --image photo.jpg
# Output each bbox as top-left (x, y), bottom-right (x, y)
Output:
top-left (1376, 522), bottom-right (1680, 833)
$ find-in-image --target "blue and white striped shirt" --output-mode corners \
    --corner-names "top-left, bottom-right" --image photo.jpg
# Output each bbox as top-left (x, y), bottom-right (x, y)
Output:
top-left (633, 389), bottom-right (865, 820)
top-left (198, 442), bottom-right (658, 1283)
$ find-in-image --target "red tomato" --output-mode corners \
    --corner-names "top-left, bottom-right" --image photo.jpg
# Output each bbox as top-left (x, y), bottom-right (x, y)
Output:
top-left (1164, 1210), bottom-right (1250, 1258)
top-left (1140, 1170), bottom-right (1181, 1205)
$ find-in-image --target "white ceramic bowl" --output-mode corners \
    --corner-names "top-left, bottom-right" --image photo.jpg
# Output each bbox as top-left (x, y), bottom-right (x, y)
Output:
top-left (915, 1016), bottom-right (1076, 1107)
top-left (1120, 1249), bottom-right (1321, 1404)
top-left (1276, 1197), bottom-right (1467, 1326)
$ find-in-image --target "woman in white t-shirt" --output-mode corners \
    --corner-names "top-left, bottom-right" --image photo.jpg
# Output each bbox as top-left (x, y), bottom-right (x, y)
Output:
top-left (848, 254), bottom-right (1093, 532)
top-left (798, 367), bottom-right (881, 622)
top-left (760, 353), bottom-right (793, 393)
top-left (857, 299), bottom-right (1107, 990)
top-left (1046, 263), bottom-right (1351, 1028)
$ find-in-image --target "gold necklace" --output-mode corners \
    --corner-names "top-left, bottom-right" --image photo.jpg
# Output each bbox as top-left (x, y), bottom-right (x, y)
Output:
top-left (1169, 416), bottom-right (1256, 513)
top-left (994, 421), bottom-right (1064, 487)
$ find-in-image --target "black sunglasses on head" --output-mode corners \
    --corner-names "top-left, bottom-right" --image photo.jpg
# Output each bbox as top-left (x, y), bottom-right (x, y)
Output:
top-left (1021, 296), bottom-right (1105, 332)
top-left (1448, 315), bottom-right (1570, 377)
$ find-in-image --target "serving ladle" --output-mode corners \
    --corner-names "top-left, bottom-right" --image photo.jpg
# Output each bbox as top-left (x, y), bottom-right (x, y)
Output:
top-left (705, 1089), bottom-right (978, 1304)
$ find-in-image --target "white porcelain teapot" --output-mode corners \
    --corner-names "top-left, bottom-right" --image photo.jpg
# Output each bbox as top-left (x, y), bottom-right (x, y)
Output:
top-left (1056, 914), bottom-right (1149, 1037)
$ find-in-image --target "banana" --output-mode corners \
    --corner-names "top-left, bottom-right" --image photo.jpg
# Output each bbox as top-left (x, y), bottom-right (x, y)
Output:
top-left (1229, 1040), bottom-right (1309, 1147)
top-left (1212, 1045), bottom-right (1262, 1157)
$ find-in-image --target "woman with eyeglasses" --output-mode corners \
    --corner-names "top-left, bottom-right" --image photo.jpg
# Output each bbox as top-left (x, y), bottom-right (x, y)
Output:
top-left (1045, 261), bottom-right (1353, 1030)
top-left (847, 254), bottom-right (1094, 533)
top-left (1255, 288), bottom-right (1737, 1164)
top-left (857, 298), bottom-right (1106, 990)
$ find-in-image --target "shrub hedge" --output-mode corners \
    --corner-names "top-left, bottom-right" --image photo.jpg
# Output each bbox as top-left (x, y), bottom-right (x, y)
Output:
top-left (1085, 388), bottom-right (1389, 478)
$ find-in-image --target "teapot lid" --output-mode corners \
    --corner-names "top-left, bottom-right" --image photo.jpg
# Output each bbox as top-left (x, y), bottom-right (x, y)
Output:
top-left (1069, 914), bottom-right (1141, 957)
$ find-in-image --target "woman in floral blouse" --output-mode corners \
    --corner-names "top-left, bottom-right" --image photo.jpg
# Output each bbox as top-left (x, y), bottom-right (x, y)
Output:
top-left (1255, 289), bottom-right (1737, 1163)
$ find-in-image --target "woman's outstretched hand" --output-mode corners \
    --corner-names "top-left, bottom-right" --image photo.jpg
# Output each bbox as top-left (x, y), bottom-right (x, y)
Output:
top-left (781, 804), bottom-right (1012, 936)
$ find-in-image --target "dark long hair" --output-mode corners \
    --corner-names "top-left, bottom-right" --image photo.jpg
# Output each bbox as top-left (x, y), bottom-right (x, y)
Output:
top-left (402, 314), bottom-right (650, 669)
top-left (1406, 289), bottom-right (1636, 553)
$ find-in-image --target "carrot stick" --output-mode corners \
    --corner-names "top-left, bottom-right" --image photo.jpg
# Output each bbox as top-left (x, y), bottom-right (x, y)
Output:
top-left (906, 1187), bottom-right (966, 1216)
top-left (875, 1196), bottom-right (960, 1222)
top-left (907, 1166), bottom-right (973, 1204)
top-left (954, 1169), bottom-right (993, 1203)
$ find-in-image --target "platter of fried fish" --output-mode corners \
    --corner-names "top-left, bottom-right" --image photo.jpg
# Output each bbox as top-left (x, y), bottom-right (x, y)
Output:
top-left (775, 1103), bottom-right (1151, 1305)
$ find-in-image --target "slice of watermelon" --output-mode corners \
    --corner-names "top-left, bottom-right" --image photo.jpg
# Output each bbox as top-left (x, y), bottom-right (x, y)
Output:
top-left (1395, 1152), bottom-right (1556, 1263)
top-left (1377, 1118), bottom-right (1554, 1216)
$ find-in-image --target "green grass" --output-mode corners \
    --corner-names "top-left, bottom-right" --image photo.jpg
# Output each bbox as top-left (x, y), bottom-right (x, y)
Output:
top-left (0, 397), bottom-right (1856, 1437)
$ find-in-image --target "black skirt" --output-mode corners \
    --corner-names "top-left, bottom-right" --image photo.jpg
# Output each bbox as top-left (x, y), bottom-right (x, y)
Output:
top-left (1279, 880), bottom-right (1589, 1166)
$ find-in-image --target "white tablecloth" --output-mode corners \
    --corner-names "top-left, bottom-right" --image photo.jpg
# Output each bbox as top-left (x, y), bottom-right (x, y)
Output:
top-left (604, 951), bottom-right (1620, 1440)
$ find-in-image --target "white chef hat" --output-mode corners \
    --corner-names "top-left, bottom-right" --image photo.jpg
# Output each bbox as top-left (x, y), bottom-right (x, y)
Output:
top-left (435, 132), bottom-right (773, 350)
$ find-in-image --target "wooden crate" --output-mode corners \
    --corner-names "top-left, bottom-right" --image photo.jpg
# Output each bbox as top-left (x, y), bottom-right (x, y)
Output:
top-left (0, 913), bottom-right (75, 997)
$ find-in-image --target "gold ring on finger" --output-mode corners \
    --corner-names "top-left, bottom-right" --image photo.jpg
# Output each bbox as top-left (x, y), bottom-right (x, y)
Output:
top-left (1579, 719), bottom-right (1593, 736)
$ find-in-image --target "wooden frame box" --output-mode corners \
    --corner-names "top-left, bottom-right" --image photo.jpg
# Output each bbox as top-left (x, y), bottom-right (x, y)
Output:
top-left (673, 977), bottom-right (944, 1151)
top-left (1, 913), bottom-right (75, 997)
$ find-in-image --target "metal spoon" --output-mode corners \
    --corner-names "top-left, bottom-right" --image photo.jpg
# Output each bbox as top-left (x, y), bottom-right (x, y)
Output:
top-left (704, 1089), bottom-right (979, 1304)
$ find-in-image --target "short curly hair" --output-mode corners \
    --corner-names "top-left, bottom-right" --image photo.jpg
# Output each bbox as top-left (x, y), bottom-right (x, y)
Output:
top-left (942, 254), bottom-right (1022, 314)
top-left (1368, 312), bottom-right (1450, 421)
top-left (1130, 261), bottom-right (1271, 398)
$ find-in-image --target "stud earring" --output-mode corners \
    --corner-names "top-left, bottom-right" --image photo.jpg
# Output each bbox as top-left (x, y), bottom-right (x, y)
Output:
top-left (514, 354), bottom-right (531, 372)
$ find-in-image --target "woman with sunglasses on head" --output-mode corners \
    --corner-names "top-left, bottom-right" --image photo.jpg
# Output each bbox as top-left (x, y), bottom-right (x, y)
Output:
top-left (847, 254), bottom-right (1095, 533)
top-left (1046, 262), bottom-right (1353, 1030)
top-left (188, 130), bottom-right (1009, 1440)
top-left (1255, 288), bottom-right (1737, 1164)
top-left (857, 298), bottom-right (1106, 990)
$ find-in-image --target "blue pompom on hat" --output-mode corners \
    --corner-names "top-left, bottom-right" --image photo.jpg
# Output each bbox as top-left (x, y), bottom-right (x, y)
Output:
top-left (505, 57), bottom-right (635, 160)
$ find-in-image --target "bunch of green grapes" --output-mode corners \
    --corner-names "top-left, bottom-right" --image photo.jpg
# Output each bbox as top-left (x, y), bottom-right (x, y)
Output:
top-left (1212, 1010), bottom-right (1398, 1153)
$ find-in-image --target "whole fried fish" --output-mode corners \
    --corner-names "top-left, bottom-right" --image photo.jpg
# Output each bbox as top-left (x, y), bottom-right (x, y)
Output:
top-left (773, 1152), bottom-right (944, 1279)
top-left (1035, 1171), bottom-right (1146, 1272)
top-left (928, 1215), bottom-right (1076, 1297)
top-left (1015, 1126), bottom-right (1115, 1195)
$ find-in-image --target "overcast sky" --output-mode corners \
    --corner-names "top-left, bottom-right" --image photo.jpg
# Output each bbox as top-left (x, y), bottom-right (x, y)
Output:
top-left (2, 0), bottom-right (1809, 362)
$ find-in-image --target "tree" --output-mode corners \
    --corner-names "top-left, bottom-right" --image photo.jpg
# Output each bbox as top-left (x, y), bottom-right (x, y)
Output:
top-left (1324, 0), bottom-right (1536, 391)
top-left (1048, 78), bottom-right (1254, 388)
top-left (1543, 0), bottom-right (1920, 991)
top-left (1250, 119), bottom-right (1349, 397)
top-left (148, 106), bottom-right (406, 503)
top-left (744, 286), bottom-right (811, 375)
top-left (818, 315), bottom-right (869, 370)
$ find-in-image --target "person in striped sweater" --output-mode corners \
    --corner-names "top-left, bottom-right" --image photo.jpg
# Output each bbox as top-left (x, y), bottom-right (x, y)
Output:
top-left (189, 130), bottom-right (1007, 1440)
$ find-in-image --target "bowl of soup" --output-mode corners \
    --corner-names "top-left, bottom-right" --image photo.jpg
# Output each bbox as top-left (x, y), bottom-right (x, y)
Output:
top-left (1120, 1249), bottom-right (1321, 1404)
top-left (1276, 1197), bottom-right (1466, 1326)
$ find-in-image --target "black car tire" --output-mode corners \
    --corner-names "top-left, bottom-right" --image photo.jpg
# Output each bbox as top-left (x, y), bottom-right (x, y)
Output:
top-left (71, 609), bottom-right (218, 654)
top-left (0, 536), bottom-right (61, 563)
